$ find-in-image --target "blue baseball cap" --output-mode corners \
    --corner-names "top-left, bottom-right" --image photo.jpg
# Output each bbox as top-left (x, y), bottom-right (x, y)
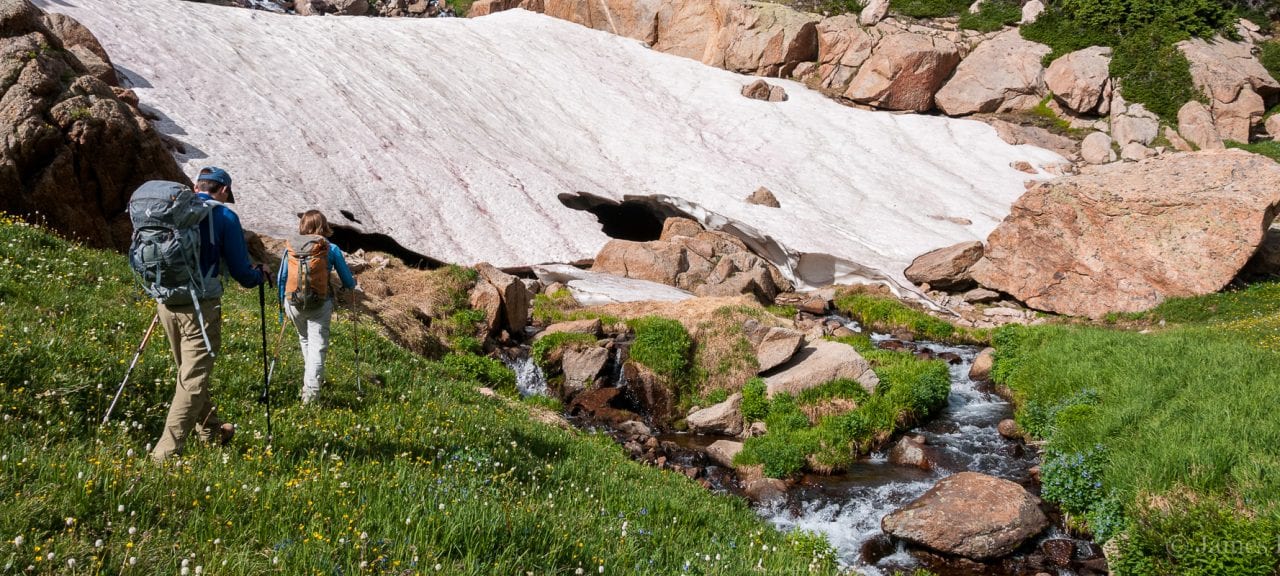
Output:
top-left (197, 166), bottom-right (235, 203)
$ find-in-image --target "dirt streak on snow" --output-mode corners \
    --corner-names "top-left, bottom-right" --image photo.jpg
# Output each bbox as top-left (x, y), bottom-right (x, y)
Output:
top-left (35, 0), bottom-right (1065, 291)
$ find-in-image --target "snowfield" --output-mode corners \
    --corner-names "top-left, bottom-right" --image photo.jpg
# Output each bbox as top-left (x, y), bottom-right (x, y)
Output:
top-left (36, 0), bottom-right (1065, 293)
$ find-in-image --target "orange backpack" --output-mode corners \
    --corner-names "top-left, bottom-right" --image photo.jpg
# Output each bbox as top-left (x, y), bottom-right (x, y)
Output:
top-left (285, 235), bottom-right (330, 310)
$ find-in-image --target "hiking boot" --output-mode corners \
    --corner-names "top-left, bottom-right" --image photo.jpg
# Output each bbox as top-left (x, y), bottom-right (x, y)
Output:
top-left (217, 423), bottom-right (235, 446)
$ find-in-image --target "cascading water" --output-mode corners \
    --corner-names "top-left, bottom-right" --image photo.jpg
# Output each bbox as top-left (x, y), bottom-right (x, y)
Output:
top-left (509, 354), bottom-right (549, 397)
top-left (758, 318), bottom-right (1088, 576)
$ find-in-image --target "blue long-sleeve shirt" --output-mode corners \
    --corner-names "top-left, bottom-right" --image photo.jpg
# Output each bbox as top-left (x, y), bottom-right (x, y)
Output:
top-left (277, 241), bottom-right (357, 301)
top-left (197, 194), bottom-right (265, 288)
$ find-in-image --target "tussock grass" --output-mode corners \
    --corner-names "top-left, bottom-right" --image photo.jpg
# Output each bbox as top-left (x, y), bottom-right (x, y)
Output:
top-left (992, 280), bottom-right (1280, 572)
top-left (0, 216), bottom-right (839, 575)
top-left (530, 290), bottom-right (621, 327)
top-left (833, 289), bottom-right (988, 344)
top-left (737, 344), bottom-right (950, 478)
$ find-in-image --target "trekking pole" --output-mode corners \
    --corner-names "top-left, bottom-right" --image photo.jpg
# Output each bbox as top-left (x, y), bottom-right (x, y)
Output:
top-left (265, 319), bottom-right (288, 389)
top-left (101, 313), bottom-right (160, 426)
top-left (351, 289), bottom-right (363, 396)
top-left (259, 282), bottom-right (272, 440)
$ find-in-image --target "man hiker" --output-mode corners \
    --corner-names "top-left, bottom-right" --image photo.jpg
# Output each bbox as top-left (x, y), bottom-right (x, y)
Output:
top-left (151, 166), bottom-right (272, 463)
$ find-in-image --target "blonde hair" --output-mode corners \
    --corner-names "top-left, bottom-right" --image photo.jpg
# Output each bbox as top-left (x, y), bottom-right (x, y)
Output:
top-left (298, 210), bottom-right (333, 237)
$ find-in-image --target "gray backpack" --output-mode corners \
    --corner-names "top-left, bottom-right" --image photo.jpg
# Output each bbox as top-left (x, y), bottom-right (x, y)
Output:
top-left (127, 181), bottom-right (222, 351)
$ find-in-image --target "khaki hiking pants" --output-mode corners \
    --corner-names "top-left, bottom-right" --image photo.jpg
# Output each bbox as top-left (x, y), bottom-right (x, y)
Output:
top-left (152, 299), bottom-right (224, 462)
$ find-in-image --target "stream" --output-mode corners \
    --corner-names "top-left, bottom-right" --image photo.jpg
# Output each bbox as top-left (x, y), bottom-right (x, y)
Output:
top-left (507, 319), bottom-right (1102, 575)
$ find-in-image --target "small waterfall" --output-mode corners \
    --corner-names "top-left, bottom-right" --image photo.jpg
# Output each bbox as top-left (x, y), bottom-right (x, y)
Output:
top-left (507, 353), bottom-right (549, 397)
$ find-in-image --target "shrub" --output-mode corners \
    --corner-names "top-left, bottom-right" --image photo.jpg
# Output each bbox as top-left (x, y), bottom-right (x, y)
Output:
top-left (819, 0), bottom-right (864, 16)
top-left (1263, 41), bottom-right (1280, 89)
top-left (1040, 444), bottom-right (1109, 516)
top-left (958, 0), bottom-right (1021, 32)
top-left (1056, 0), bottom-right (1233, 38)
top-left (1021, 9), bottom-right (1122, 64)
top-left (1109, 22), bottom-right (1199, 120)
top-left (786, 530), bottom-right (838, 573)
top-left (876, 358), bottom-right (951, 416)
top-left (438, 308), bottom-right (485, 353)
top-left (741, 377), bottom-right (769, 422)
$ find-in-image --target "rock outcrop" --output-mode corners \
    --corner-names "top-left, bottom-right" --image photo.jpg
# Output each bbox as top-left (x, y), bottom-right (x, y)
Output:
top-left (474, 263), bottom-right (531, 334)
top-left (1177, 100), bottom-right (1224, 150)
top-left (971, 151), bottom-right (1280, 318)
top-left (1178, 37), bottom-right (1279, 142)
top-left (935, 30), bottom-right (1051, 115)
top-left (1079, 132), bottom-right (1115, 165)
top-left (1044, 46), bottom-right (1111, 115)
top-left (741, 79), bottom-right (788, 102)
top-left (705, 439), bottom-right (743, 468)
top-left (1, 0), bottom-right (188, 250)
top-left (764, 339), bottom-right (878, 397)
top-left (882, 472), bottom-right (1048, 559)
top-left (591, 218), bottom-right (790, 303)
top-left (845, 31), bottom-right (960, 112)
top-left (562, 346), bottom-right (609, 392)
top-left (474, 0), bottom-right (819, 77)
top-left (989, 119), bottom-right (1079, 162)
top-left (686, 392), bottom-right (744, 436)
top-left (812, 14), bottom-right (877, 91)
top-left (968, 347), bottom-right (994, 381)
top-left (743, 320), bottom-right (805, 372)
top-left (746, 186), bottom-right (780, 207)
top-left (1243, 224), bottom-right (1280, 277)
top-left (1110, 98), bottom-right (1160, 148)
top-left (903, 241), bottom-right (982, 290)
top-left (296, 0), bottom-right (370, 15)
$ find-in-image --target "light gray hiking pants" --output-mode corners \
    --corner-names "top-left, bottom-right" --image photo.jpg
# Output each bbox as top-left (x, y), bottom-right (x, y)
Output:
top-left (285, 298), bottom-right (333, 404)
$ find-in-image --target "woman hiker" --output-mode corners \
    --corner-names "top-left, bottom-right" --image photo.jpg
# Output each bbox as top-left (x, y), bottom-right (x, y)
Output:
top-left (277, 210), bottom-right (359, 404)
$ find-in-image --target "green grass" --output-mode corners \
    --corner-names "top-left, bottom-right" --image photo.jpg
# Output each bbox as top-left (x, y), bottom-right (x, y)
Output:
top-left (530, 290), bottom-right (620, 327)
top-left (958, 0), bottom-right (1020, 32)
top-left (765, 304), bottom-right (796, 319)
top-left (626, 316), bottom-right (694, 395)
top-left (736, 344), bottom-right (950, 478)
top-left (833, 291), bottom-right (987, 344)
top-left (1226, 139), bottom-right (1280, 163)
top-left (0, 215), bottom-right (840, 575)
top-left (795, 379), bottom-right (870, 406)
top-left (990, 280), bottom-right (1280, 573)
